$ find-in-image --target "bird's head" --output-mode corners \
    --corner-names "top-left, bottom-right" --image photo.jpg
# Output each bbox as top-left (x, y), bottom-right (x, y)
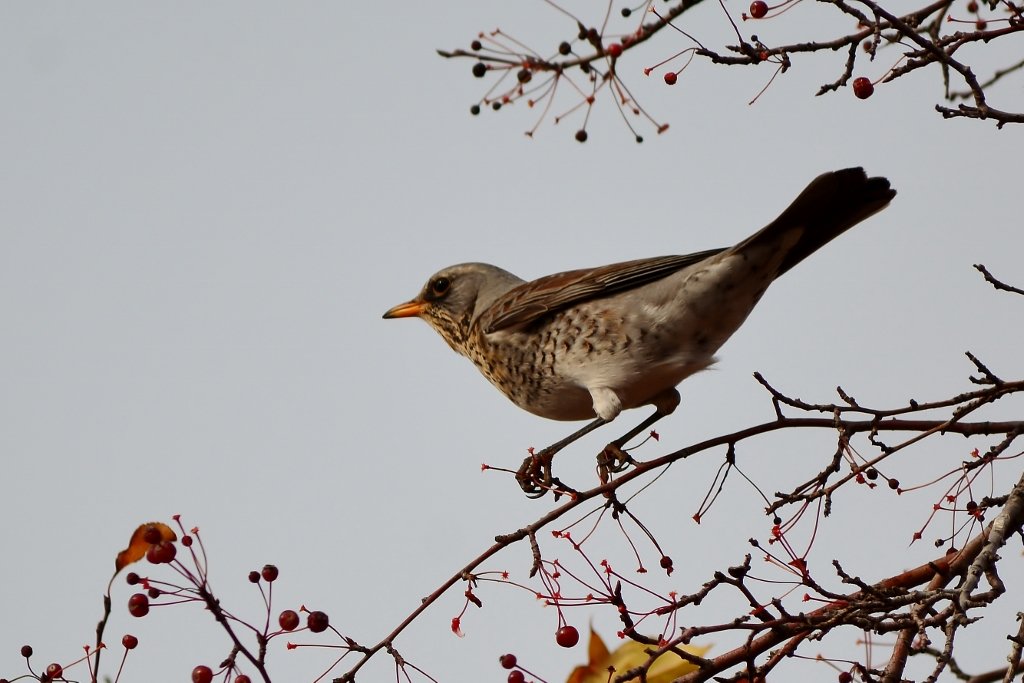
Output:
top-left (382, 263), bottom-right (524, 355)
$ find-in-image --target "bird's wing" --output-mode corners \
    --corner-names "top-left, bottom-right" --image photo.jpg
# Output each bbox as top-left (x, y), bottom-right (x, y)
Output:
top-left (479, 249), bottom-right (725, 333)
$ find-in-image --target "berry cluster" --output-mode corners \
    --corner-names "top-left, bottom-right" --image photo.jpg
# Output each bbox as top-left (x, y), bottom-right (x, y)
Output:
top-left (453, 16), bottom-right (670, 143)
top-left (0, 518), bottom-right (346, 683)
top-left (125, 544), bottom-right (335, 680)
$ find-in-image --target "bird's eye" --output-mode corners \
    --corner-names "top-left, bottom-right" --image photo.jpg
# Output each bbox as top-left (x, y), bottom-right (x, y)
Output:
top-left (430, 277), bottom-right (451, 296)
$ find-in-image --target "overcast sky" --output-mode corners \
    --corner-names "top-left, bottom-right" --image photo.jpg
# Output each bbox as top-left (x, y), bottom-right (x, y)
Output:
top-left (2, 3), bottom-right (1022, 682)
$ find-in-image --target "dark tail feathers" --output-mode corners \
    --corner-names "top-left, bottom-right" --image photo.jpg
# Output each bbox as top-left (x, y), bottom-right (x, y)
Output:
top-left (744, 167), bottom-right (896, 277)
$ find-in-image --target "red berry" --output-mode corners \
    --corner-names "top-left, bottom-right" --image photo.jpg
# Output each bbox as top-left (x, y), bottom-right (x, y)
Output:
top-left (606, 43), bottom-right (623, 58)
top-left (852, 76), bottom-right (874, 99)
top-left (664, 72), bottom-right (678, 85)
top-left (126, 572), bottom-right (140, 585)
top-left (147, 587), bottom-right (161, 599)
top-left (307, 610), bottom-right (330, 633)
top-left (517, 69), bottom-right (532, 84)
top-left (556, 625), bottom-right (580, 648)
top-left (508, 672), bottom-right (525, 683)
top-left (122, 634), bottom-right (139, 649)
top-left (20, 645), bottom-right (32, 658)
top-left (248, 571), bottom-right (261, 583)
top-left (278, 610), bottom-right (300, 631)
top-left (471, 40), bottom-right (483, 51)
top-left (142, 525), bottom-right (163, 544)
top-left (45, 663), bottom-right (63, 679)
top-left (574, 130), bottom-right (588, 143)
top-left (472, 62), bottom-right (487, 78)
top-left (235, 676), bottom-right (252, 683)
top-left (181, 535), bottom-right (193, 547)
top-left (888, 478), bottom-right (900, 489)
top-left (558, 41), bottom-right (572, 56)
top-left (128, 593), bottom-right (150, 618)
top-left (838, 672), bottom-right (853, 683)
top-left (192, 665), bottom-right (213, 683)
top-left (660, 555), bottom-right (673, 570)
top-left (261, 564), bottom-right (279, 582)
top-left (976, 18), bottom-right (987, 29)
top-left (499, 653), bottom-right (517, 669)
top-left (146, 540), bottom-right (176, 564)
top-left (967, 0), bottom-right (978, 10)
top-left (749, 0), bottom-right (769, 17)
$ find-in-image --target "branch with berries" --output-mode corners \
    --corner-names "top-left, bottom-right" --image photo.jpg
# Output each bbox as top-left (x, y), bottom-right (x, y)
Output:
top-left (6, 382), bottom-right (1021, 682)
top-left (439, 0), bottom-right (1024, 141)
top-left (320, 348), bottom-right (1023, 682)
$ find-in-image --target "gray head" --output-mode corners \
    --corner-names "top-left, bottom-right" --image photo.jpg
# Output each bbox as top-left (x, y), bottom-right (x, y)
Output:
top-left (382, 263), bottom-right (525, 354)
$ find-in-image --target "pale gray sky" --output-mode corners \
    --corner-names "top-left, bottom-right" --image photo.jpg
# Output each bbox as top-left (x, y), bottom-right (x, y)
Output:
top-left (2, 3), bottom-right (1022, 682)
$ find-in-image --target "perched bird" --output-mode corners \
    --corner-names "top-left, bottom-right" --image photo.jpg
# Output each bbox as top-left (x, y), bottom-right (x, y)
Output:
top-left (383, 168), bottom-right (895, 491)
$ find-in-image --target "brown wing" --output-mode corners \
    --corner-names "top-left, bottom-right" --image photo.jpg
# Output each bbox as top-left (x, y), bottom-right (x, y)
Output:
top-left (479, 250), bottom-right (724, 334)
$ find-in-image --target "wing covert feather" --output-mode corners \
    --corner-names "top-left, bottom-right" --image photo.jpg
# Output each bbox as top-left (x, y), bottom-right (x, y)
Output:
top-left (480, 249), bottom-right (724, 333)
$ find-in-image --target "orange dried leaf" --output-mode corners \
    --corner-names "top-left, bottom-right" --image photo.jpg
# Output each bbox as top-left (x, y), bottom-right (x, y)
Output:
top-left (567, 627), bottom-right (710, 683)
top-left (115, 522), bottom-right (177, 572)
top-left (586, 626), bottom-right (611, 670)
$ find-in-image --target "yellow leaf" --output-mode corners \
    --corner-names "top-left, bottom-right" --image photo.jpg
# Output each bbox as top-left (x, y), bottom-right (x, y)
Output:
top-left (114, 522), bottom-right (177, 572)
top-left (567, 627), bottom-right (710, 683)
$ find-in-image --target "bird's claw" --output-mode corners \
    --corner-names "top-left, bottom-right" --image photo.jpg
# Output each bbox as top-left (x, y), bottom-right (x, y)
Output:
top-left (516, 448), bottom-right (577, 499)
top-left (596, 443), bottom-right (634, 484)
top-left (516, 450), bottom-right (553, 498)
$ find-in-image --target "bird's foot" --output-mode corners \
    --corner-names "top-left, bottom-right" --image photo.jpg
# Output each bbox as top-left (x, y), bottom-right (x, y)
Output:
top-left (596, 443), bottom-right (635, 485)
top-left (516, 417), bottom-right (608, 498)
top-left (516, 447), bottom-right (576, 499)
top-left (516, 449), bottom-right (552, 498)
top-left (593, 405), bottom-right (672, 484)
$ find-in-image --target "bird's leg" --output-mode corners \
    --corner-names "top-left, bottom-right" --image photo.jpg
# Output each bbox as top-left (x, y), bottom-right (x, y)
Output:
top-left (516, 416), bottom-right (607, 497)
top-left (600, 388), bottom-right (681, 476)
top-left (518, 389), bottom-right (681, 496)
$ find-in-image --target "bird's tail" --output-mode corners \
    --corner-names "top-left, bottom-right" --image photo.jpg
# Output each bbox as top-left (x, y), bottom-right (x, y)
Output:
top-left (739, 167), bottom-right (896, 277)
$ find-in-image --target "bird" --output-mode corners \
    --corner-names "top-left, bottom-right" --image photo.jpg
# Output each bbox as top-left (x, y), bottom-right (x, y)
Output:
top-left (383, 168), bottom-right (896, 494)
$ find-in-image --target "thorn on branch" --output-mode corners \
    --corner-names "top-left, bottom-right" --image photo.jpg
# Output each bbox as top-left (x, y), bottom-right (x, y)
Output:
top-left (965, 350), bottom-right (1004, 386)
top-left (974, 264), bottom-right (1024, 296)
top-left (837, 386), bottom-right (860, 407)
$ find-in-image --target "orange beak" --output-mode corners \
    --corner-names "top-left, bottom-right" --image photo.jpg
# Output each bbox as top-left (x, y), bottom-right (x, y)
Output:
top-left (382, 300), bottom-right (426, 319)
